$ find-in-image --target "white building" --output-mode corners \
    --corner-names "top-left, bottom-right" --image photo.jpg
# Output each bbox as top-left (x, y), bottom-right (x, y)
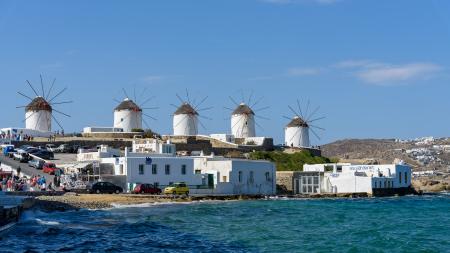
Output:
top-left (113, 98), bottom-right (143, 132)
top-left (77, 145), bottom-right (122, 162)
top-left (173, 103), bottom-right (198, 136)
top-left (193, 156), bottom-right (276, 195)
top-left (132, 138), bottom-right (176, 155)
top-left (284, 116), bottom-right (310, 148)
top-left (100, 153), bottom-right (276, 195)
top-left (231, 103), bottom-right (256, 138)
top-left (300, 163), bottom-right (412, 195)
top-left (82, 127), bottom-right (124, 134)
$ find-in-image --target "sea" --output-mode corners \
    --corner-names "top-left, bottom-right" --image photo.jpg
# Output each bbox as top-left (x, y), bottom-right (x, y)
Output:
top-left (1, 195), bottom-right (449, 253)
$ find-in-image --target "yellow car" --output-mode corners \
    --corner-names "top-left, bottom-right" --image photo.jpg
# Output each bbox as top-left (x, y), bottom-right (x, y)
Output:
top-left (164, 182), bottom-right (189, 195)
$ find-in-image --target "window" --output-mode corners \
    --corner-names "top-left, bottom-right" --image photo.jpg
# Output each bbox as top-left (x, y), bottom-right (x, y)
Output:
top-left (404, 172), bottom-right (407, 184)
top-left (384, 180), bottom-right (386, 188)
top-left (399, 172), bottom-right (402, 184)
top-left (222, 176), bottom-right (227, 182)
top-left (249, 171), bottom-right (254, 183)
top-left (374, 181), bottom-right (377, 188)
top-left (138, 164), bottom-right (144, 175)
top-left (119, 164), bottom-right (124, 175)
top-left (152, 164), bottom-right (157, 174)
top-left (265, 172), bottom-right (270, 182)
top-left (165, 164), bottom-right (170, 175)
top-left (238, 171), bottom-right (242, 182)
top-left (181, 164), bottom-right (186, 175)
top-left (195, 169), bottom-right (201, 174)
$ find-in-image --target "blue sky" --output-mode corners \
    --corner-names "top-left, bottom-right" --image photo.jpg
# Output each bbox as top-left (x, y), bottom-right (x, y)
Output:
top-left (1, 0), bottom-right (450, 145)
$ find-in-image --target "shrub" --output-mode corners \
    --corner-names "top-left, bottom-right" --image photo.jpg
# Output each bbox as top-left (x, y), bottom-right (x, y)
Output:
top-left (249, 150), bottom-right (332, 171)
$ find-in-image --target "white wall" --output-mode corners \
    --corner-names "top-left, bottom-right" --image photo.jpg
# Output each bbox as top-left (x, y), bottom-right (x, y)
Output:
top-left (122, 156), bottom-right (203, 189)
top-left (114, 110), bottom-right (142, 132)
top-left (285, 126), bottom-right (310, 147)
top-left (25, 110), bottom-right (51, 132)
top-left (231, 114), bottom-right (255, 138)
top-left (173, 114), bottom-right (198, 136)
top-left (194, 158), bottom-right (276, 195)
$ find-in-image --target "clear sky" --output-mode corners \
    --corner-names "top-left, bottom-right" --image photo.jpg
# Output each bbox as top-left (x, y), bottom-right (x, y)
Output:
top-left (1, 0), bottom-right (450, 145)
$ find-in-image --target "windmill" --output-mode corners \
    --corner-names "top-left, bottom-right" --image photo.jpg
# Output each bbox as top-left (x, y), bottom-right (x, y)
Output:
top-left (113, 87), bottom-right (158, 132)
top-left (171, 89), bottom-right (212, 136)
top-left (225, 91), bottom-right (269, 138)
top-left (284, 99), bottom-right (325, 148)
top-left (17, 75), bottom-right (72, 133)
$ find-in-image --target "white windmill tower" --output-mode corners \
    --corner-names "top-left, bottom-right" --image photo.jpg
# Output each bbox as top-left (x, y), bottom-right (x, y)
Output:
top-left (18, 75), bottom-right (72, 132)
top-left (226, 92), bottom-right (269, 138)
top-left (113, 88), bottom-right (157, 132)
top-left (284, 99), bottom-right (325, 148)
top-left (172, 90), bottom-right (211, 136)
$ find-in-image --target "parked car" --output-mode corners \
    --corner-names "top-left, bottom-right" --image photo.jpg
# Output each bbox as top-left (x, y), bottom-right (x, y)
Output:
top-left (88, 182), bottom-right (123, 194)
top-left (45, 144), bottom-right (58, 152)
top-left (1, 145), bottom-right (15, 157)
top-left (33, 150), bottom-right (54, 160)
top-left (133, 184), bottom-right (161, 194)
top-left (13, 151), bottom-right (29, 163)
top-left (42, 162), bottom-right (59, 174)
top-left (55, 144), bottom-right (71, 153)
top-left (164, 182), bottom-right (189, 195)
top-left (28, 159), bottom-right (45, 170)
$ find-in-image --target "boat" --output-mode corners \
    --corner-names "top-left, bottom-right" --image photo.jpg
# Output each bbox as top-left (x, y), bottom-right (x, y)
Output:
top-left (0, 205), bottom-right (20, 233)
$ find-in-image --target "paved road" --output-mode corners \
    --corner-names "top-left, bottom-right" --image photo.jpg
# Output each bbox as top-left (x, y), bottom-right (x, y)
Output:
top-left (0, 155), bottom-right (54, 183)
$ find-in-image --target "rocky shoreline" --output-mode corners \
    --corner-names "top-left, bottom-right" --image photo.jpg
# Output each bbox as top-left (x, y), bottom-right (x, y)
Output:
top-left (33, 193), bottom-right (266, 211)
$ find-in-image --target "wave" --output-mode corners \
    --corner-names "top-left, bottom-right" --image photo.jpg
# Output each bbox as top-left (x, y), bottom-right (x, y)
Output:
top-left (36, 219), bottom-right (61, 226)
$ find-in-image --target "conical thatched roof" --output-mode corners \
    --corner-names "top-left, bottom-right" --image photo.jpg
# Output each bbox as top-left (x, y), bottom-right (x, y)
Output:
top-left (174, 103), bottom-right (198, 115)
top-left (25, 97), bottom-right (52, 112)
top-left (115, 98), bottom-right (142, 112)
top-left (286, 116), bottom-right (308, 128)
top-left (232, 103), bottom-right (254, 115)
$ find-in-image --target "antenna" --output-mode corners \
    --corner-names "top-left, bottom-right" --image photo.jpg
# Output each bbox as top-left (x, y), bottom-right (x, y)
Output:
top-left (40, 74), bottom-right (45, 97)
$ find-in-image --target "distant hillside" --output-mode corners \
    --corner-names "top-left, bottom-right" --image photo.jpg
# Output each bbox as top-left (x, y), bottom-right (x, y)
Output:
top-left (322, 138), bottom-right (450, 171)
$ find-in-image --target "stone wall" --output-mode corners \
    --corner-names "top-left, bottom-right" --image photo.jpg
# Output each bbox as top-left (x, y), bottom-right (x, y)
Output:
top-left (276, 171), bottom-right (296, 194)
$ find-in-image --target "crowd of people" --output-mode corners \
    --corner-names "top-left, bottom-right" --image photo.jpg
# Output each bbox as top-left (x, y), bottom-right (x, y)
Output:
top-left (0, 164), bottom-right (63, 192)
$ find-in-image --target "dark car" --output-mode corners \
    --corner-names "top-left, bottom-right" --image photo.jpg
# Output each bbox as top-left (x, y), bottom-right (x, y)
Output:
top-left (88, 182), bottom-right (123, 194)
top-left (133, 184), bottom-right (161, 194)
top-left (33, 150), bottom-right (54, 160)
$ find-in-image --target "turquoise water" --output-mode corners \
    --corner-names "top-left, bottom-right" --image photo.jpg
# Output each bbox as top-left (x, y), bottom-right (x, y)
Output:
top-left (2, 195), bottom-right (450, 252)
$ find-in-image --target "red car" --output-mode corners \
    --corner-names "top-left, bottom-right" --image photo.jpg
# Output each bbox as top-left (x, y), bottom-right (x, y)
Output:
top-left (42, 163), bottom-right (59, 175)
top-left (133, 184), bottom-right (161, 194)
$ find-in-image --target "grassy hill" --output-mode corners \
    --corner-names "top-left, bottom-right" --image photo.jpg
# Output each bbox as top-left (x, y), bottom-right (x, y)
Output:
top-left (249, 150), bottom-right (336, 171)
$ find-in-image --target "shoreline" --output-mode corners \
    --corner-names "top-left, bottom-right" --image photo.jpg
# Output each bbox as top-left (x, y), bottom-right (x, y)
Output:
top-left (23, 190), bottom-right (447, 212)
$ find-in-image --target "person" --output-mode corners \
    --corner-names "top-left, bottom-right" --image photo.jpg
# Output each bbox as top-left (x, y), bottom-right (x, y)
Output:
top-left (17, 166), bottom-right (21, 177)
